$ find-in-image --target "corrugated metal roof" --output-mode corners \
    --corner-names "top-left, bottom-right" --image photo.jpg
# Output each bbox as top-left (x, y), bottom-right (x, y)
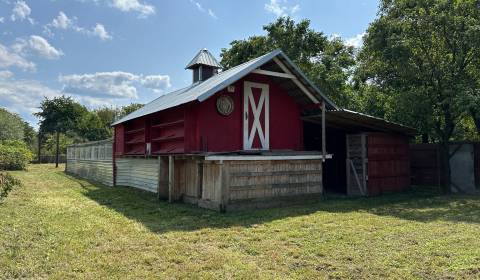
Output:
top-left (112, 49), bottom-right (337, 126)
top-left (325, 109), bottom-right (417, 136)
top-left (185, 48), bottom-right (222, 69)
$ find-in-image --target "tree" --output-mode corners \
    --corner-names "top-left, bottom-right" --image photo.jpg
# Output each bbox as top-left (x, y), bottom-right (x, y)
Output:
top-left (35, 96), bottom-right (87, 167)
top-left (95, 107), bottom-right (117, 128)
top-left (220, 17), bottom-right (356, 107)
top-left (120, 103), bottom-right (144, 117)
top-left (75, 112), bottom-right (112, 141)
top-left (356, 0), bottom-right (480, 192)
top-left (0, 108), bottom-right (25, 142)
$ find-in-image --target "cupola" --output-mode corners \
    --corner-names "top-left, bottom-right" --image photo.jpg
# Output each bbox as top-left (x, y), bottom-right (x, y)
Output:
top-left (185, 48), bottom-right (222, 83)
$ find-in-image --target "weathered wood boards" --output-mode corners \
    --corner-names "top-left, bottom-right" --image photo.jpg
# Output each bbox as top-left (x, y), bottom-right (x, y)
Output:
top-left (67, 140), bottom-right (327, 211)
top-left (198, 158), bottom-right (323, 211)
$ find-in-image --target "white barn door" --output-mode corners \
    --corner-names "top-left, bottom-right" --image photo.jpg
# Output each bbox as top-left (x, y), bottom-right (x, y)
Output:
top-left (243, 81), bottom-right (269, 150)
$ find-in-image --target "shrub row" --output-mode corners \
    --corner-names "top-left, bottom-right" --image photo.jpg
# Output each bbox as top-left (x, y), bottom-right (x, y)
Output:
top-left (0, 140), bottom-right (33, 170)
top-left (0, 172), bottom-right (21, 201)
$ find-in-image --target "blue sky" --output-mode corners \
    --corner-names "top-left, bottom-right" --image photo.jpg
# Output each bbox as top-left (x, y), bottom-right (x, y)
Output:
top-left (0, 0), bottom-right (379, 127)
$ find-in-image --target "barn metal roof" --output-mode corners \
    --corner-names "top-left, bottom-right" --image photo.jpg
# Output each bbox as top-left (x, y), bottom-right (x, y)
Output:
top-left (185, 48), bottom-right (222, 69)
top-left (112, 49), bottom-right (338, 126)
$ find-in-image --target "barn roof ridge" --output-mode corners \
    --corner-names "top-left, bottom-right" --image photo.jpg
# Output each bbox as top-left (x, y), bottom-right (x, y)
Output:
top-left (112, 49), bottom-right (338, 126)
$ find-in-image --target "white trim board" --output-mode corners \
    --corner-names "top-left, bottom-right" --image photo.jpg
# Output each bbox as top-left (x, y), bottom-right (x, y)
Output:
top-left (243, 81), bottom-right (269, 150)
top-left (205, 154), bottom-right (333, 161)
top-left (251, 69), bottom-right (295, 79)
top-left (272, 57), bottom-right (319, 104)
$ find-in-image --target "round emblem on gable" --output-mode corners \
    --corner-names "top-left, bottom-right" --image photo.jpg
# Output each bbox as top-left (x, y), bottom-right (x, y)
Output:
top-left (216, 95), bottom-right (234, 116)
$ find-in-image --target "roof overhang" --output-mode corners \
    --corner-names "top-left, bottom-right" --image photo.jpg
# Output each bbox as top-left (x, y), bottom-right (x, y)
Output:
top-left (303, 109), bottom-right (417, 136)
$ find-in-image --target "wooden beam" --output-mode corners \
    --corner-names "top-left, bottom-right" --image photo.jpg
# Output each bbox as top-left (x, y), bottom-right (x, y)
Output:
top-left (251, 69), bottom-right (296, 79)
top-left (168, 155), bottom-right (174, 203)
top-left (273, 57), bottom-right (319, 104)
top-left (322, 101), bottom-right (326, 162)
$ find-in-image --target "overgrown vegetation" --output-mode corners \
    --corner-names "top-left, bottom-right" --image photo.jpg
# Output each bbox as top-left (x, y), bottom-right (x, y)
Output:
top-left (0, 141), bottom-right (33, 170)
top-left (1, 164), bottom-right (479, 279)
top-left (0, 172), bottom-right (21, 201)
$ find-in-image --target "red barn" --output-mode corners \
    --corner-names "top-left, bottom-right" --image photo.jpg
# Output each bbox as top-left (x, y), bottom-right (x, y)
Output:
top-left (108, 49), bottom-right (415, 211)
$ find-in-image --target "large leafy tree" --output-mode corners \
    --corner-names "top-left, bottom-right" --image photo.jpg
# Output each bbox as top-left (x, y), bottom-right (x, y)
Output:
top-left (220, 17), bottom-right (356, 107)
top-left (0, 108), bottom-right (25, 141)
top-left (35, 96), bottom-right (88, 167)
top-left (356, 0), bottom-right (480, 192)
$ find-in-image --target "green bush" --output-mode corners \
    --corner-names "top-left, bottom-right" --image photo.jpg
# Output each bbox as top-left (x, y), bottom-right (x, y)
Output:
top-left (0, 172), bottom-right (21, 200)
top-left (0, 140), bottom-right (33, 170)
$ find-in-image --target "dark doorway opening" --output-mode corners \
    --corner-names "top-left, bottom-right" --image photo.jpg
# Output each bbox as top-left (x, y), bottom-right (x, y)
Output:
top-left (304, 121), bottom-right (347, 194)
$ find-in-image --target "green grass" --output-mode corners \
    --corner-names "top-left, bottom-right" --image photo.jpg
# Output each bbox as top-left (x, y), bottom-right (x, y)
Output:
top-left (1, 164), bottom-right (479, 279)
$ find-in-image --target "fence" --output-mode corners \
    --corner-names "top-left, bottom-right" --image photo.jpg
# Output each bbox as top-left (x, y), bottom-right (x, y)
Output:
top-left (66, 139), bottom-right (113, 186)
top-left (410, 142), bottom-right (479, 192)
top-left (34, 155), bottom-right (67, 164)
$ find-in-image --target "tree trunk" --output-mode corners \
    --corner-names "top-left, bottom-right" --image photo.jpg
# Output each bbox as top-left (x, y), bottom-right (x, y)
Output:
top-left (55, 131), bottom-right (59, 168)
top-left (37, 133), bottom-right (41, 164)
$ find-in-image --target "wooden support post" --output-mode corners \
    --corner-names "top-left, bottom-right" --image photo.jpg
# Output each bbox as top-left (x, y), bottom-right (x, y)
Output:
top-left (220, 162), bottom-right (229, 213)
top-left (168, 155), bottom-right (174, 203)
top-left (321, 101), bottom-right (326, 162)
top-left (157, 156), bottom-right (161, 199)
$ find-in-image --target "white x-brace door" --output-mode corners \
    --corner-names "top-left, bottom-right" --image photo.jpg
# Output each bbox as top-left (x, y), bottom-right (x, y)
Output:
top-left (243, 81), bottom-right (269, 150)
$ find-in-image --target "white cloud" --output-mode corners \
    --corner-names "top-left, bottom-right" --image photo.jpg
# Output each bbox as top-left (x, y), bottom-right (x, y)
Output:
top-left (51, 11), bottom-right (72, 29)
top-left (10, 0), bottom-right (34, 24)
top-left (12, 35), bottom-right (63, 59)
top-left (0, 70), bottom-right (13, 80)
top-left (345, 32), bottom-right (365, 48)
top-left (59, 71), bottom-right (140, 99)
top-left (91, 23), bottom-right (112, 41)
top-left (140, 75), bottom-right (171, 93)
top-left (0, 78), bottom-right (61, 125)
top-left (208, 9), bottom-right (217, 19)
top-left (0, 43), bottom-right (36, 71)
top-left (0, 17), bottom-right (4, 23)
top-left (58, 71), bottom-right (172, 101)
top-left (44, 12), bottom-right (113, 41)
top-left (265, 0), bottom-right (300, 17)
top-left (190, 0), bottom-right (204, 12)
top-left (190, 0), bottom-right (217, 19)
top-left (110, 0), bottom-right (155, 17)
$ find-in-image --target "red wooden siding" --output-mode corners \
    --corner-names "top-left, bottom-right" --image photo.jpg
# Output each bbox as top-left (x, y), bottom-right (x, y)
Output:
top-left (124, 118), bottom-right (146, 155)
top-left (149, 106), bottom-right (185, 154)
top-left (193, 73), bottom-right (303, 152)
top-left (367, 133), bottom-right (410, 195)
top-left (115, 74), bottom-right (304, 155)
top-left (114, 124), bottom-right (124, 155)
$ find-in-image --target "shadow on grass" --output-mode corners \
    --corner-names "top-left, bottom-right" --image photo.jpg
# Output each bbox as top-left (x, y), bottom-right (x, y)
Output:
top-left (59, 171), bottom-right (480, 234)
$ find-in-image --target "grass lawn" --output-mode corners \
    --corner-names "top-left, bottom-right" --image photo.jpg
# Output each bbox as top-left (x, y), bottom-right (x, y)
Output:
top-left (1, 164), bottom-right (479, 279)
